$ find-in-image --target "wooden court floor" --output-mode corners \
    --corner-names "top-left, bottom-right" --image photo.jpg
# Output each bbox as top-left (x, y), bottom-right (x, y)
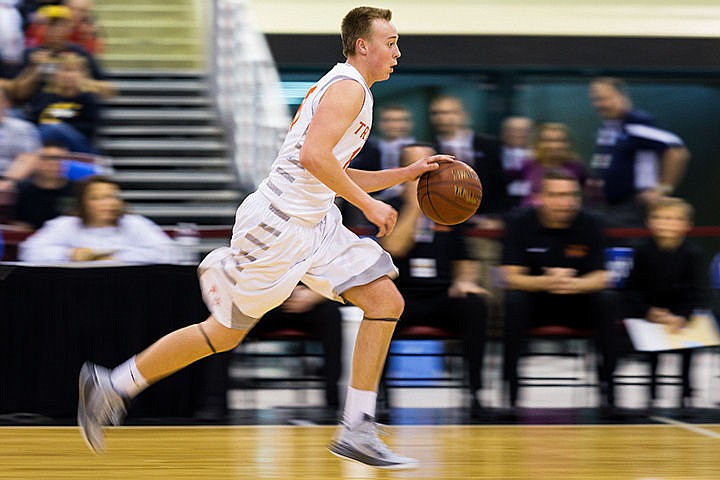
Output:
top-left (1, 424), bottom-right (719, 479)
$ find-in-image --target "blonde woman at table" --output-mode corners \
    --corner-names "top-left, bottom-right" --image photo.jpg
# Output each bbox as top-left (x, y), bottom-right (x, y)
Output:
top-left (18, 175), bottom-right (181, 263)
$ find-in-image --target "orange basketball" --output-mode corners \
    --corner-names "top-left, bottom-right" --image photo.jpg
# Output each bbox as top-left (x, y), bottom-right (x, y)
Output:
top-left (416, 161), bottom-right (483, 225)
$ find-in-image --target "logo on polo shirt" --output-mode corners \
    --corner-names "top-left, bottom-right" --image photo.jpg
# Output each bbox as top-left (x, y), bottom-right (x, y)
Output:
top-left (565, 244), bottom-right (589, 258)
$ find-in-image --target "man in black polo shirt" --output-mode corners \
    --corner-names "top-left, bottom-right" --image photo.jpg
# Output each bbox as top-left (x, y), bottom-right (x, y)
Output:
top-left (501, 169), bottom-right (618, 408)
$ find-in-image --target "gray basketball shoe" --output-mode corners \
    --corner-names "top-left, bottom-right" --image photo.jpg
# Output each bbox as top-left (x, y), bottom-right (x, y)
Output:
top-left (328, 414), bottom-right (418, 469)
top-left (77, 362), bottom-right (128, 453)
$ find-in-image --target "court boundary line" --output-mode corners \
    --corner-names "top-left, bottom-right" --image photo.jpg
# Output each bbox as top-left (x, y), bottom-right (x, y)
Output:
top-left (650, 416), bottom-right (720, 439)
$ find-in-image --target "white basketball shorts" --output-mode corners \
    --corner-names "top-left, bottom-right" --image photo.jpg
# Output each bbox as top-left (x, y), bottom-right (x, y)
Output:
top-left (198, 191), bottom-right (398, 329)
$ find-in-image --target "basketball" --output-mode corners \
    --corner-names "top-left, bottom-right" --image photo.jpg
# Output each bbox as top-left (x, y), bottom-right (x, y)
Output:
top-left (416, 161), bottom-right (483, 225)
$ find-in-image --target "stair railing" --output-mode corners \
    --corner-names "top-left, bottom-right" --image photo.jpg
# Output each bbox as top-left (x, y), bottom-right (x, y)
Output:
top-left (210, 0), bottom-right (290, 191)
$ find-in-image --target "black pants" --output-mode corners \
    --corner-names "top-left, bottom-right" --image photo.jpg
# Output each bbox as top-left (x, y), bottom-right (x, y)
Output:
top-left (398, 291), bottom-right (488, 394)
top-left (503, 290), bottom-right (620, 406)
top-left (649, 349), bottom-right (694, 403)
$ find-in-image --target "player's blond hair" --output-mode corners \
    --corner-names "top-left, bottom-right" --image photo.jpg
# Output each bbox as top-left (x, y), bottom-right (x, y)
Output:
top-left (341, 6), bottom-right (392, 57)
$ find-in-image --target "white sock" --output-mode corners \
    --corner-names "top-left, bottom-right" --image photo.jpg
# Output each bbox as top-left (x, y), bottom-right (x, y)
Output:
top-left (110, 356), bottom-right (149, 399)
top-left (342, 387), bottom-right (377, 428)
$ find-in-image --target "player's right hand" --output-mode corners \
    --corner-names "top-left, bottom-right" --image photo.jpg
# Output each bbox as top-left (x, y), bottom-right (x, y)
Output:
top-left (364, 198), bottom-right (398, 237)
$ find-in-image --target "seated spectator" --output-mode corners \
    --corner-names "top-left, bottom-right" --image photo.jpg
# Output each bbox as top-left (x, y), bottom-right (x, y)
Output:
top-left (0, 84), bottom-right (41, 189)
top-left (12, 4), bottom-right (112, 104)
top-left (519, 122), bottom-right (588, 206)
top-left (379, 144), bottom-right (489, 413)
top-left (500, 169), bottom-right (618, 408)
top-left (25, 0), bottom-right (104, 55)
top-left (623, 197), bottom-right (707, 408)
top-left (16, 1), bottom-right (62, 35)
top-left (25, 51), bottom-right (100, 153)
top-left (12, 141), bottom-right (105, 229)
top-left (19, 175), bottom-right (182, 263)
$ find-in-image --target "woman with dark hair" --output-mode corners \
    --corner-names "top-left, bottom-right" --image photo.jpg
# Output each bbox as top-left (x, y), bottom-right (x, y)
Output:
top-left (19, 175), bottom-right (181, 263)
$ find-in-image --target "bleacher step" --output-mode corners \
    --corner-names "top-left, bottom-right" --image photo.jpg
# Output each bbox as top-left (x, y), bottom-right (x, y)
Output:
top-left (102, 109), bottom-right (216, 123)
top-left (101, 96), bottom-right (213, 107)
top-left (130, 203), bottom-right (239, 218)
top-left (113, 171), bottom-right (236, 184)
top-left (101, 55), bottom-right (204, 70)
top-left (99, 139), bottom-right (227, 152)
top-left (110, 156), bottom-right (228, 167)
top-left (98, 126), bottom-right (224, 137)
top-left (112, 80), bottom-right (208, 94)
top-left (121, 190), bottom-right (241, 201)
top-left (108, 70), bottom-right (206, 79)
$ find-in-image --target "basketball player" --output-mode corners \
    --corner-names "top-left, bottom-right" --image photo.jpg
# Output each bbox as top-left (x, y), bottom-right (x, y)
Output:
top-left (77, 6), bottom-right (452, 469)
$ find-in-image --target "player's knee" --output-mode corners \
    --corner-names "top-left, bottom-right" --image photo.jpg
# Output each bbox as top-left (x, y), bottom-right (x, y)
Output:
top-left (213, 328), bottom-right (247, 352)
top-left (211, 329), bottom-right (246, 352)
top-left (381, 289), bottom-right (405, 320)
top-left (199, 318), bottom-right (247, 352)
top-left (395, 294), bottom-right (405, 319)
top-left (346, 278), bottom-right (404, 319)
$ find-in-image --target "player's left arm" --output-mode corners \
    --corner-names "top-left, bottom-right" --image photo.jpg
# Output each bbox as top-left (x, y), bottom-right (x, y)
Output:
top-left (347, 155), bottom-right (450, 193)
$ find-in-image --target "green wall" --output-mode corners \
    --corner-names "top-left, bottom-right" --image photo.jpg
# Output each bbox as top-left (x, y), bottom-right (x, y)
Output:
top-left (282, 71), bottom-right (720, 231)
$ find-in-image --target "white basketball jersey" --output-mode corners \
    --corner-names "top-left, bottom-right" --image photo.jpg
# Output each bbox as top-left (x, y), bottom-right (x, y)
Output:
top-left (256, 63), bottom-right (374, 224)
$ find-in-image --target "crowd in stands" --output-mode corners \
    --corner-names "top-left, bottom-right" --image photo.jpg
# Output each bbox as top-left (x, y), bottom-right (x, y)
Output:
top-left (0, 2), bottom-right (715, 414)
top-left (1, 0), bottom-right (116, 229)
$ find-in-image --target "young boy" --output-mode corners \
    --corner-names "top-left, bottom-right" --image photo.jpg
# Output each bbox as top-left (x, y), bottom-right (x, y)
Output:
top-left (624, 197), bottom-right (707, 407)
